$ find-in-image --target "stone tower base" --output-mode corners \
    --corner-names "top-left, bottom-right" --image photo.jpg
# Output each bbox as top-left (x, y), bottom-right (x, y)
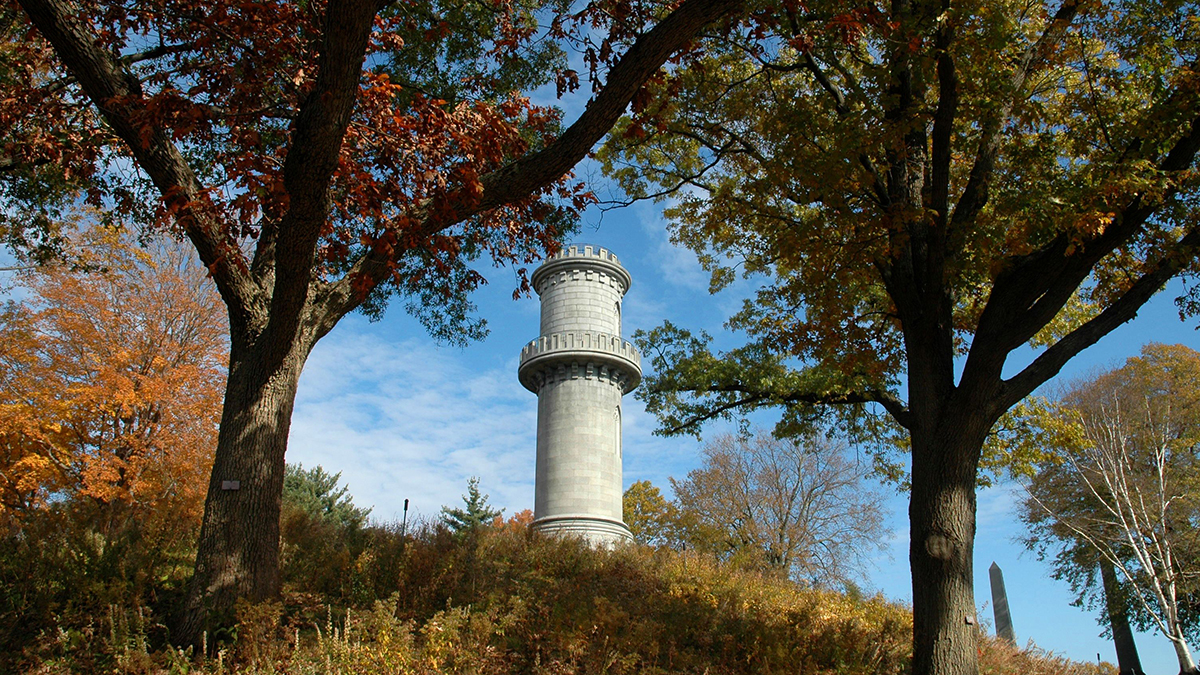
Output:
top-left (532, 514), bottom-right (633, 547)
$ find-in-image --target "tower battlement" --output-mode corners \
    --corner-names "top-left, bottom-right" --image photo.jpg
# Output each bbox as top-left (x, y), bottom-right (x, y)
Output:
top-left (549, 244), bottom-right (621, 265)
top-left (532, 245), bottom-right (632, 296)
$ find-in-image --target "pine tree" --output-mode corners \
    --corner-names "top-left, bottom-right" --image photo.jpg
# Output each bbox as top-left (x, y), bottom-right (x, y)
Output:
top-left (440, 477), bottom-right (503, 535)
top-left (282, 464), bottom-right (371, 532)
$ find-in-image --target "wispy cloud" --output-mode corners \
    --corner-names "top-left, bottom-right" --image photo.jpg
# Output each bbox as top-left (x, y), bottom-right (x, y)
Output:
top-left (288, 330), bottom-right (538, 523)
top-left (287, 317), bottom-right (718, 525)
top-left (977, 483), bottom-right (1022, 537)
top-left (279, 208), bottom-right (735, 527)
top-left (631, 200), bottom-right (710, 293)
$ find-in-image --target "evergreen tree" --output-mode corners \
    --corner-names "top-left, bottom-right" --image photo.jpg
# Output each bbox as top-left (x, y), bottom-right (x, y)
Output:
top-left (282, 464), bottom-right (371, 532)
top-left (441, 477), bottom-right (503, 535)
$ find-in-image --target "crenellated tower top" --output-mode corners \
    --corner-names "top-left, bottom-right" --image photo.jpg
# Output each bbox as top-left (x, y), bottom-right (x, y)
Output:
top-left (531, 244), bottom-right (632, 297)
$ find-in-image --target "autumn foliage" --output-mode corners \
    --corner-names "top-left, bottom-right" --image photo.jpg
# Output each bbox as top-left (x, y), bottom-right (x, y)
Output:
top-left (6, 0), bottom-right (746, 638)
top-left (3, 0), bottom-right (593, 302)
top-left (10, 513), bottom-right (1117, 675)
top-left (0, 227), bottom-right (226, 663)
top-left (600, 1), bottom-right (1200, 672)
top-left (0, 228), bottom-right (225, 522)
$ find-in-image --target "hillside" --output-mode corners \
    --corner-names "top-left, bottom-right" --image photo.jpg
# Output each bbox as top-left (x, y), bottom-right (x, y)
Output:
top-left (12, 514), bottom-right (1113, 674)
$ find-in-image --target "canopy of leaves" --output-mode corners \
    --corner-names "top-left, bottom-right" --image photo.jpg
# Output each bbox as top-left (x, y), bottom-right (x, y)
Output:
top-left (600, 0), bottom-right (1200, 448)
top-left (1011, 343), bottom-right (1200, 646)
top-left (2, 0), bottom-right (594, 341)
top-left (0, 228), bottom-right (226, 660)
top-left (622, 479), bottom-right (685, 548)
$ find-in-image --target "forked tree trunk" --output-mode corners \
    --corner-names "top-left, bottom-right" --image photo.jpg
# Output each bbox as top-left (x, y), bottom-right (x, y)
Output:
top-left (908, 410), bottom-right (990, 675)
top-left (174, 332), bottom-right (312, 646)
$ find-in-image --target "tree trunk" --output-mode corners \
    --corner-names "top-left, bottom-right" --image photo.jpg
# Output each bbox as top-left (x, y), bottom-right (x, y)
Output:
top-left (174, 333), bottom-right (311, 646)
top-left (909, 417), bottom-right (987, 675)
top-left (1100, 557), bottom-right (1145, 675)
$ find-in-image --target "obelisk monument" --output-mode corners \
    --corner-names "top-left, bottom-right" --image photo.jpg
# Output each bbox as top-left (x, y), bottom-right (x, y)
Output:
top-left (989, 561), bottom-right (1017, 644)
top-left (518, 245), bottom-right (641, 545)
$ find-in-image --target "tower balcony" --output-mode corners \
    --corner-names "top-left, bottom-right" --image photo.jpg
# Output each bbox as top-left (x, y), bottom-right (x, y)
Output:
top-left (518, 330), bottom-right (641, 394)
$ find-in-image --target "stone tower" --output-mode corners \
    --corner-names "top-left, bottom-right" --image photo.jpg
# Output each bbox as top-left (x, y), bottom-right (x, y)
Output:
top-left (518, 245), bottom-right (641, 545)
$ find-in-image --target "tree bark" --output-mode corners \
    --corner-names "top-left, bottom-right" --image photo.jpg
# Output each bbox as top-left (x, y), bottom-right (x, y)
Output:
top-left (909, 420), bottom-right (985, 675)
top-left (17, 0), bottom-right (748, 647)
top-left (174, 331), bottom-right (312, 645)
top-left (1173, 635), bottom-right (1199, 675)
top-left (1100, 557), bottom-right (1146, 675)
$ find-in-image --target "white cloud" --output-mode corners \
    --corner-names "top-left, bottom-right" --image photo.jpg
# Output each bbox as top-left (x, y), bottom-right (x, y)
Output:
top-left (287, 331), bottom-right (537, 523)
top-left (286, 318), bottom-right (719, 526)
top-left (976, 483), bottom-right (1023, 537)
top-left (632, 200), bottom-right (710, 293)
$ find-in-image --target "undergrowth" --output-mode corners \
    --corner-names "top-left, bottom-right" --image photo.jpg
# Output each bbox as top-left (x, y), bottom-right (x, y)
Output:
top-left (7, 515), bottom-right (1115, 674)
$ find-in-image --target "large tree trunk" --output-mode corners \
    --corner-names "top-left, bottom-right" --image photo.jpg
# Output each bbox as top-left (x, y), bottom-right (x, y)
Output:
top-left (908, 408), bottom-right (990, 675)
top-left (1100, 557), bottom-right (1145, 675)
top-left (174, 332), bottom-right (312, 646)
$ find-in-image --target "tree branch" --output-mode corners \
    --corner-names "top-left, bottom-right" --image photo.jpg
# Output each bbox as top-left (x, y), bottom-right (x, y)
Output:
top-left (45, 42), bottom-right (198, 93)
top-left (965, 109), bottom-right (1200, 395)
top-left (661, 392), bottom-right (768, 435)
top-left (260, 0), bottom-right (379, 359)
top-left (315, 0), bottom-right (746, 329)
top-left (948, 0), bottom-right (1082, 235)
top-left (661, 382), bottom-right (911, 435)
top-left (16, 0), bottom-right (261, 330)
top-left (998, 222), bottom-right (1200, 411)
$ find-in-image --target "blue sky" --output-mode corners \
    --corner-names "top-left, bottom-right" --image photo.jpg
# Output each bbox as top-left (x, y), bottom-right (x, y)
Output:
top-left (0, 10), bottom-right (1191, 673)
top-left (3, 35), bottom-right (1191, 671)
top-left (285, 191), bottom-right (1198, 673)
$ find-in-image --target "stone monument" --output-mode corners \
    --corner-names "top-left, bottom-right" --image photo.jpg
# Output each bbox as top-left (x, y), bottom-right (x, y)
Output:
top-left (989, 561), bottom-right (1017, 645)
top-left (518, 245), bottom-right (641, 545)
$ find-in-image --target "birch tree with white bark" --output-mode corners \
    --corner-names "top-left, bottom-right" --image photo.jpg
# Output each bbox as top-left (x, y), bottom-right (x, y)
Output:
top-left (1017, 344), bottom-right (1200, 673)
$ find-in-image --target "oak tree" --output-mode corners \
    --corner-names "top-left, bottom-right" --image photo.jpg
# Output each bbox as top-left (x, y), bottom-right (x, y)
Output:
top-left (7, 0), bottom-right (745, 641)
top-left (599, 1), bottom-right (1200, 673)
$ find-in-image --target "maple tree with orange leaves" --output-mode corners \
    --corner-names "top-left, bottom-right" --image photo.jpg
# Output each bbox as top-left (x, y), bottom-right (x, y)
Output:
top-left (4, 0), bottom-right (747, 642)
top-left (0, 227), bottom-right (225, 539)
